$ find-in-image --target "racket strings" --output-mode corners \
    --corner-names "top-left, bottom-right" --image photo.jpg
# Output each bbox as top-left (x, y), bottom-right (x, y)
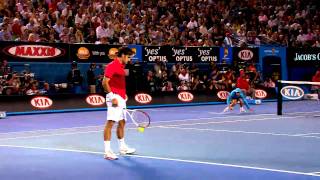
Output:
top-left (131, 111), bottom-right (150, 128)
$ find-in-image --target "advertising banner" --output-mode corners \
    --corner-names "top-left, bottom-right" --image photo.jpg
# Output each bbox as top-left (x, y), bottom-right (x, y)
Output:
top-left (143, 46), bottom-right (219, 63)
top-left (287, 48), bottom-right (320, 66)
top-left (0, 41), bottom-right (69, 62)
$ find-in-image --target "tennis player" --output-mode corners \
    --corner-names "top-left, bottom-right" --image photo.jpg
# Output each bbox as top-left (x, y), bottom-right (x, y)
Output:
top-left (102, 47), bottom-right (135, 160)
top-left (223, 88), bottom-right (253, 113)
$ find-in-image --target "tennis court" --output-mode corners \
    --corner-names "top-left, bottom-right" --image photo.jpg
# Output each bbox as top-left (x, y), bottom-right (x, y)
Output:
top-left (0, 101), bottom-right (320, 180)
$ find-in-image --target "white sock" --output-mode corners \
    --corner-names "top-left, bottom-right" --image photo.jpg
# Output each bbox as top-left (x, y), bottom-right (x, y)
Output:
top-left (119, 138), bottom-right (126, 148)
top-left (223, 106), bottom-right (229, 112)
top-left (104, 141), bottom-right (111, 152)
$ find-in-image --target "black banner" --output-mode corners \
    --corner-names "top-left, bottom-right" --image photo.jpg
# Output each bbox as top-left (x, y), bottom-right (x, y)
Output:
top-left (287, 48), bottom-right (320, 66)
top-left (0, 41), bottom-right (70, 62)
top-left (69, 44), bottom-right (121, 63)
top-left (233, 47), bottom-right (259, 67)
top-left (143, 46), bottom-right (219, 63)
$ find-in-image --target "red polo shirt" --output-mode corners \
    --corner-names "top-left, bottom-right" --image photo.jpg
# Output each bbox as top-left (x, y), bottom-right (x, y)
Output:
top-left (236, 77), bottom-right (250, 91)
top-left (104, 58), bottom-right (126, 99)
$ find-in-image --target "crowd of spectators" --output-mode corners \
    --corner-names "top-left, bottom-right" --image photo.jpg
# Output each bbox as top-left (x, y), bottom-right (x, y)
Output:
top-left (0, 0), bottom-right (319, 47)
top-left (0, 59), bottom-right (66, 95)
top-left (140, 60), bottom-right (275, 98)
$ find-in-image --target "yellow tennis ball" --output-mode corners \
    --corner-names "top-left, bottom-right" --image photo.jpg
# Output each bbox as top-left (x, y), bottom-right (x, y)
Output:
top-left (138, 127), bottom-right (145, 133)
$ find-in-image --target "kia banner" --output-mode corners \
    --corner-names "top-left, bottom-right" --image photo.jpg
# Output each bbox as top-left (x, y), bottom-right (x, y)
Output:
top-left (0, 41), bottom-right (69, 62)
top-left (287, 48), bottom-right (320, 66)
top-left (232, 47), bottom-right (259, 67)
top-left (143, 46), bottom-right (219, 63)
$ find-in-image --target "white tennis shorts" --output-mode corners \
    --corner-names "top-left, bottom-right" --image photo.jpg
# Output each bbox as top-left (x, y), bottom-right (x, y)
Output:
top-left (106, 94), bottom-right (126, 122)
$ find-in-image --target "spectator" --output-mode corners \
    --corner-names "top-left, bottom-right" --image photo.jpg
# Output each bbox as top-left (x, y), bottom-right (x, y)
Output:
top-left (26, 82), bottom-right (39, 95)
top-left (67, 61), bottom-right (83, 94)
top-left (145, 70), bottom-right (156, 93)
top-left (177, 80), bottom-right (190, 91)
top-left (87, 63), bottom-right (97, 93)
top-left (0, 60), bottom-right (11, 76)
top-left (161, 81), bottom-right (174, 92)
top-left (311, 69), bottom-right (320, 97)
top-left (236, 70), bottom-right (255, 98)
top-left (178, 68), bottom-right (190, 82)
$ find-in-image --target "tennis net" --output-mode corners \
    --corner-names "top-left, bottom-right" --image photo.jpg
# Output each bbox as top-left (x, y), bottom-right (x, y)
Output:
top-left (277, 80), bottom-right (320, 116)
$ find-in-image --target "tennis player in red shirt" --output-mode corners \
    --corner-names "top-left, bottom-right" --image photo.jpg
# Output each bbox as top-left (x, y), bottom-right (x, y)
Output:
top-left (102, 47), bottom-right (135, 160)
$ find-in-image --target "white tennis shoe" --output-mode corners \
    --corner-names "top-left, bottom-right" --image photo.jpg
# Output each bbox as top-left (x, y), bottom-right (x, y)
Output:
top-left (104, 150), bottom-right (118, 160)
top-left (240, 107), bottom-right (246, 113)
top-left (120, 144), bottom-right (136, 155)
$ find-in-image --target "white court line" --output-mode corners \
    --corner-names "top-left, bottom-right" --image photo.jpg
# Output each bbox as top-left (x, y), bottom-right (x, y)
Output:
top-left (0, 116), bottom-right (315, 141)
top-left (158, 126), bottom-right (320, 139)
top-left (0, 144), bottom-right (318, 177)
top-left (161, 116), bottom-right (303, 127)
top-left (295, 133), bottom-right (320, 136)
top-left (0, 113), bottom-right (280, 136)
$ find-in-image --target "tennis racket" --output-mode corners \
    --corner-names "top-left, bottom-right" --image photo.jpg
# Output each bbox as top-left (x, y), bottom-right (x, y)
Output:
top-left (124, 109), bottom-right (151, 128)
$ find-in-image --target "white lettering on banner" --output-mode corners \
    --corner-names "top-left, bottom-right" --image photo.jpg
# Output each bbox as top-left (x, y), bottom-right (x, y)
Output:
top-left (144, 47), bottom-right (161, 56)
top-left (178, 92), bottom-right (194, 102)
top-left (92, 51), bottom-right (106, 56)
top-left (176, 56), bottom-right (193, 62)
top-left (197, 48), bottom-right (217, 62)
top-left (86, 95), bottom-right (105, 106)
top-left (238, 50), bottom-right (253, 60)
top-left (135, 93), bottom-right (152, 104)
top-left (280, 86), bottom-right (304, 100)
top-left (172, 48), bottom-right (186, 56)
top-left (200, 56), bottom-right (217, 62)
top-left (197, 48), bottom-right (211, 57)
top-left (30, 96), bottom-right (53, 109)
top-left (294, 53), bottom-right (319, 61)
top-left (148, 56), bottom-right (167, 62)
top-left (7, 45), bottom-right (62, 58)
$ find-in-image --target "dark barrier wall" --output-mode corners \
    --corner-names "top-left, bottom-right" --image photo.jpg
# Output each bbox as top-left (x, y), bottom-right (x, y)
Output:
top-left (0, 91), bottom-right (272, 113)
top-left (0, 42), bottom-right (142, 63)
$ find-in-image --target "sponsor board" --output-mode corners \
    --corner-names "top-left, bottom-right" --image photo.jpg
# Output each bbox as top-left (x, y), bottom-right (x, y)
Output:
top-left (255, 89), bottom-right (267, 99)
top-left (217, 91), bottom-right (230, 100)
top-left (178, 91), bottom-right (194, 102)
top-left (30, 96), bottom-right (53, 109)
top-left (135, 93), bottom-right (152, 104)
top-left (86, 95), bottom-right (105, 106)
top-left (280, 86), bottom-right (304, 100)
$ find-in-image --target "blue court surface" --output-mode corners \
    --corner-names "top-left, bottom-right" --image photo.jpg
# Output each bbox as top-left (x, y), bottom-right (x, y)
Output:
top-left (0, 101), bottom-right (320, 180)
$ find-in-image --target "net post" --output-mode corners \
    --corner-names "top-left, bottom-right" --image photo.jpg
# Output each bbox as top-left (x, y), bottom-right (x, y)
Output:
top-left (277, 80), bottom-right (282, 115)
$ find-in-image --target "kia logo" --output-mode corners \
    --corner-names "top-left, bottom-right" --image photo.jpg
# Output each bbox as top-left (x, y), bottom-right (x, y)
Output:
top-left (86, 95), bottom-right (105, 106)
top-left (30, 96), bottom-right (53, 109)
top-left (217, 91), bottom-right (230, 100)
top-left (280, 86), bottom-right (304, 100)
top-left (135, 93), bottom-right (152, 104)
top-left (255, 89), bottom-right (267, 99)
top-left (178, 92), bottom-right (194, 102)
top-left (5, 45), bottom-right (64, 59)
top-left (238, 50), bottom-right (253, 60)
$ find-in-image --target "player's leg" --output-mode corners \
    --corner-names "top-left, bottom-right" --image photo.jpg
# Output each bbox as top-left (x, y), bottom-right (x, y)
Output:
top-left (239, 99), bottom-right (246, 112)
top-left (117, 119), bottom-right (136, 155)
top-left (104, 120), bottom-right (118, 160)
top-left (115, 95), bottom-right (136, 155)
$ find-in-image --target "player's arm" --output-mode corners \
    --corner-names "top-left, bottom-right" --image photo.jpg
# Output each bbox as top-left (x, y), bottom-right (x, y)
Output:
top-left (102, 77), bottom-right (112, 93)
top-left (103, 77), bottom-right (118, 106)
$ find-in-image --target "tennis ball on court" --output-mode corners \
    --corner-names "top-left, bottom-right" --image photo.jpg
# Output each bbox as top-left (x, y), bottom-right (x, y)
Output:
top-left (138, 127), bottom-right (145, 133)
